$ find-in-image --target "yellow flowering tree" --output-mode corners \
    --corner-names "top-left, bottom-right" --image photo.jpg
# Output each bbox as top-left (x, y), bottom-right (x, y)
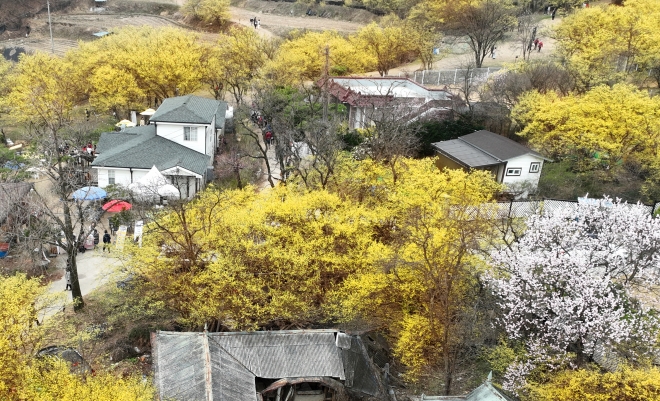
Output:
top-left (182, 0), bottom-right (230, 27)
top-left (73, 26), bottom-right (206, 113)
top-left (554, 0), bottom-right (660, 90)
top-left (330, 159), bottom-right (501, 393)
top-left (353, 18), bottom-right (418, 76)
top-left (529, 367), bottom-right (660, 401)
top-left (210, 26), bottom-right (269, 104)
top-left (129, 184), bottom-right (382, 330)
top-left (0, 274), bottom-right (153, 401)
top-left (268, 30), bottom-right (374, 84)
top-left (512, 84), bottom-right (660, 174)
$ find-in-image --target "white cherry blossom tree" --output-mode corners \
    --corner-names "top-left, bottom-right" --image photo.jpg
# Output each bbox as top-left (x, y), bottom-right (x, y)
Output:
top-left (487, 198), bottom-right (660, 393)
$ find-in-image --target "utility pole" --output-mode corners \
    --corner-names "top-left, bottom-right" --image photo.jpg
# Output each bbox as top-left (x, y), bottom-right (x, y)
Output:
top-left (47, 0), bottom-right (54, 54)
top-left (322, 45), bottom-right (329, 122)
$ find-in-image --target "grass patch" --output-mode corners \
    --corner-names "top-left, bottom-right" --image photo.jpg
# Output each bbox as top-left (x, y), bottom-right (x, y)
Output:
top-left (537, 159), bottom-right (646, 202)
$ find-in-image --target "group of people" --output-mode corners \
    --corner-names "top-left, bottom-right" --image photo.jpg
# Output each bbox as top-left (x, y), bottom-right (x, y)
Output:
top-left (250, 109), bottom-right (275, 148)
top-left (249, 17), bottom-right (261, 29)
top-left (533, 38), bottom-right (544, 52)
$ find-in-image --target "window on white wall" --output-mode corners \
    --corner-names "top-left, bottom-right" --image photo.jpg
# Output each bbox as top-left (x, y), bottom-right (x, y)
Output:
top-left (529, 162), bottom-right (540, 173)
top-left (184, 127), bottom-right (198, 141)
top-left (108, 169), bottom-right (115, 185)
top-left (506, 167), bottom-right (521, 176)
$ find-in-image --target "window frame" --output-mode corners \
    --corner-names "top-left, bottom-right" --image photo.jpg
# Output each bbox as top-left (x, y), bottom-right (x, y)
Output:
top-left (184, 126), bottom-right (198, 141)
top-left (506, 167), bottom-right (522, 176)
top-left (108, 169), bottom-right (115, 185)
top-left (529, 162), bottom-right (541, 173)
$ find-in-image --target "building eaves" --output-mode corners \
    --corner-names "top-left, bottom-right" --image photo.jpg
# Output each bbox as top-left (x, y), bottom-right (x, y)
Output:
top-left (432, 140), bottom-right (503, 168)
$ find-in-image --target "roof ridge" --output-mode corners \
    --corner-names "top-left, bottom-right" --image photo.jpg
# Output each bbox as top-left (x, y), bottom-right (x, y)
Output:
top-left (457, 137), bottom-right (504, 163)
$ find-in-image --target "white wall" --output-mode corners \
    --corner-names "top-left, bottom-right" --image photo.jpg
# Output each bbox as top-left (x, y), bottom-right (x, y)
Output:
top-left (94, 167), bottom-right (149, 188)
top-left (206, 119), bottom-right (214, 157)
top-left (155, 122), bottom-right (208, 154)
top-left (95, 167), bottom-right (130, 188)
top-left (501, 154), bottom-right (544, 189)
top-left (133, 170), bottom-right (149, 183)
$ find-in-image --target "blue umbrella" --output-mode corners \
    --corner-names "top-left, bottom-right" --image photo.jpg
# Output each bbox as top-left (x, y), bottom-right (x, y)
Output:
top-left (72, 186), bottom-right (107, 201)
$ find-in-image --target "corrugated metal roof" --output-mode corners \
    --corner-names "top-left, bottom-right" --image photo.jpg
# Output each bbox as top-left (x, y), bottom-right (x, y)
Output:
top-left (152, 330), bottom-right (383, 401)
top-left (209, 339), bottom-right (257, 401)
top-left (418, 381), bottom-right (513, 401)
top-left (153, 332), bottom-right (208, 401)
top-left (341, 336), bottom-right (381, 396)
top-left (210, 331), bottom-right (345, 379)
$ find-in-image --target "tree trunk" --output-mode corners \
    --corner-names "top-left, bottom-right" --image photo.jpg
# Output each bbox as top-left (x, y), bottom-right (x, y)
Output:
top-left (66, 246), bottom-right (84, 311)
top-left (61, 186), bottom-right (85, 311)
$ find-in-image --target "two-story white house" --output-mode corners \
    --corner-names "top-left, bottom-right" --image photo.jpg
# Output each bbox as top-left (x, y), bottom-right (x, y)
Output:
top-left (432, 130), bottom-right (551, 195)
top-left (92, 95), bottom-right (227, 199)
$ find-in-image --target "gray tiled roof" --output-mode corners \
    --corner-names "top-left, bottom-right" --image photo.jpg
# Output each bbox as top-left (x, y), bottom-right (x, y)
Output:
top-left (432, 130), bottom-right (547, 168)
top-left (460, 130), bottom-right (546, 161)
top-left (92, 125), bottom-right (210, 176)
top-left (152, 330), bottom-right (382, 401)
top-left (150, 95), bottom-right (227, 129)
top-left (433, 139), bottom-right (501, 168)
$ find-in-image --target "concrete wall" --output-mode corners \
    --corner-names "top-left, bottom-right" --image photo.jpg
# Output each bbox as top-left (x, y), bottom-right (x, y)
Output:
top-left (156, 122), bottom-right (208, 154)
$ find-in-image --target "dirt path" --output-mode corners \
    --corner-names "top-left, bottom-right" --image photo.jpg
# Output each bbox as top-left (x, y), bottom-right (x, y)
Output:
top-left (374, 17), bottom-right (559, 77)
top-left (229, 6), bottom-right (364, 37)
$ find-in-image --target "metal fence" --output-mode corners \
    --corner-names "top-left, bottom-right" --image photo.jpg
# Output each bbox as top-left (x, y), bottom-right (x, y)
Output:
top-left (464, 199), bottom-right (659, 221)
top-left (391, 67), bottom-right (503, 87)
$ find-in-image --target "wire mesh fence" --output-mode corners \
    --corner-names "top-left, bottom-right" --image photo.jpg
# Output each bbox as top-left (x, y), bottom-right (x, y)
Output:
top-left (391, 68), bottom-right (503, 87)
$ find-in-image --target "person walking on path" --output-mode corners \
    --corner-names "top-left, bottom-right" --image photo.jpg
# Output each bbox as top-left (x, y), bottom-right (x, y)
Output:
top-left (552, 9), bottom-right (557, 20)
top-left (538, 41), bottom-right (544, 52)
top-left (534, 38), bottom-right (539, 50)
top-left (102, 230), bottom-right (112, 253)
top-left (65, 270), bottom-right (72, 291)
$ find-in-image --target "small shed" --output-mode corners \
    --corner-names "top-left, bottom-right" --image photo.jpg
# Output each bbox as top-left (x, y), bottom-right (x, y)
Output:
top-left (432, 130), bottom-right (551, 194)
